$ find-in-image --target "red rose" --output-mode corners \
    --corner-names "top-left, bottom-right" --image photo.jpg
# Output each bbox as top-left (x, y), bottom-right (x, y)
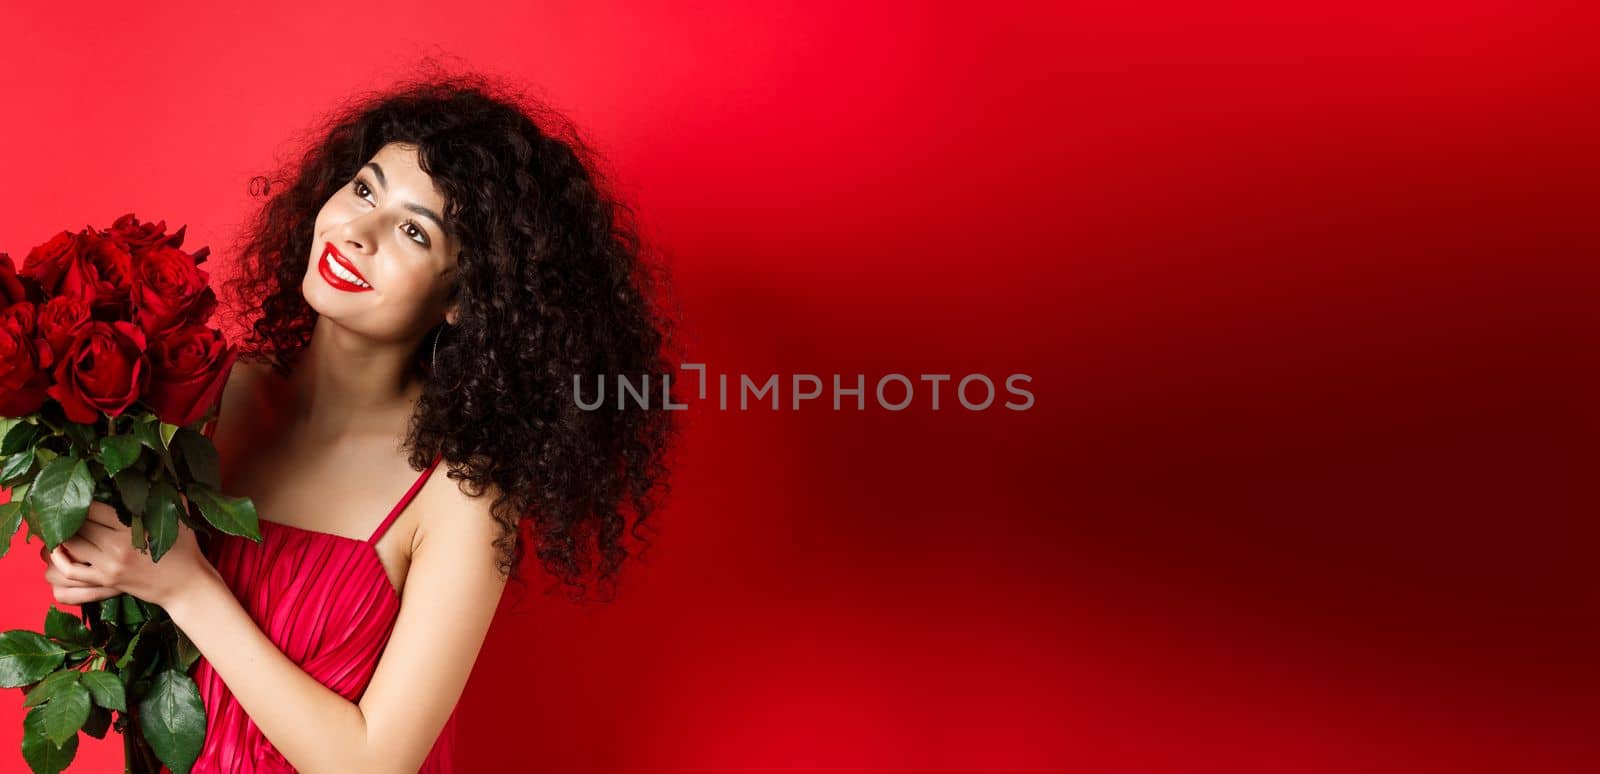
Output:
top-left (1, 302), bottom-right (36, 333)
top-left (0, 302), bottom-right (50, 418)
top-left (133, 244), bottom-right (217, 338)
top-left (46, 320), bottom-right (150, 424)
top-left (21, 230), bottom-right (91, 298)
top-left (145, 324), bottom-right (237, 427)
top-left (23, 230), bottom-right (138, 320)
top-left (1, 252), bottom-right (38, 308)
top-left (82, 234), bottom-right (138, 320)
top-left (107, 213), bottom-right (180, 253)
top-left (35, 296), bottom-right (91, 371)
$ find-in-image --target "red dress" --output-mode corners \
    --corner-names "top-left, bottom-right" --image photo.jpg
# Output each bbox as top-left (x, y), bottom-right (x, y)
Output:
top-left (188, 399), bottom-right (456, 772)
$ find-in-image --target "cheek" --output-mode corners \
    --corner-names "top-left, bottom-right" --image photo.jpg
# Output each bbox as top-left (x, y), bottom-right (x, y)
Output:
top-left (311, 211), bottom-right (332, 242)
top-left (317, 200), bottom-right (353, 229)
top-left (384, 271), bottom-right (437, 303)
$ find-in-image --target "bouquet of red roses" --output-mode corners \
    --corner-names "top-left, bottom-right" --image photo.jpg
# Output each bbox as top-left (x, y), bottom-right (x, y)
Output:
top-left (0, 214), bottom-right (260, 774)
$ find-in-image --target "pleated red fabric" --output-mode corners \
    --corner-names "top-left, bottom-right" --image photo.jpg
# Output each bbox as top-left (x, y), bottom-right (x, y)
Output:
top-left (185, 394), bottom-right (457, 772)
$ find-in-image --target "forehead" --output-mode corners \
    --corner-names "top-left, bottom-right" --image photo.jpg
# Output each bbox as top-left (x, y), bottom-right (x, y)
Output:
top-left (367, 143), bottom-right (445, 206)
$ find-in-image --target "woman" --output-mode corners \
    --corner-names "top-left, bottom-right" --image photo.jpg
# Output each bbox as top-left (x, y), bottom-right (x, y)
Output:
top-left (36, 69), bottom-right (678, 772)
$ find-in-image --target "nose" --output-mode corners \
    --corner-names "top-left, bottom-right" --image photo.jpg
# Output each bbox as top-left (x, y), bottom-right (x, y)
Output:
top-left (335, 211), bottom-right (381, 255)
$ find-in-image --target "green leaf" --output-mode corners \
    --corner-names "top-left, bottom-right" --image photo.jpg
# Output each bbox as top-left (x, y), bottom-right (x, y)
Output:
top-left (43, 607), bottom-right (91, 648)
top-left (131, 510), bottom-right (148, 551)
top-left (80, 670), bottom-right (125, 712)
top-left (36, 681), bottom-right (91, 746)
top-left (89, 468), bottom-right (116, 501)
top-left (132, 418), bottom-right (165, 451)
top-left (62, 422), bottom-right (96, 454)
top-left (120, 594), bottom-right (147, 628)
top-left (22, 670), bottom-right (80, 708)
top-left (113, 466), bottom-right (150, 517)
top-left (96, 433), bottom-right (143, 478)
top-left (79, 600), bottom-right (106, 641)
top-left (133, 418), bottom-right (178, 478)
top-left (2, 418), bottom-right (41, 454)
top-left (176, 629), bottom-right (201, 672)
top-left (139, 669), bottom-right (206, 774)
top-left (97, 597), bottom-right (123, 628)
top-left (7, 481), bottom-right (32, 540)
top-left (2, 446), bottom-right (36, 485)
top-left (9, 482), bottom-right (36, 543)
top-left (0, 630), bottom-right (68, 688)
top-left (0, 501), bottom-right (23, 559)
top-left (138, 647), bottom-right (163, 680)
top-left (144, 481), bottom-right (181, 563)
top-left (21, 705), bottom-right (79, 774)
top-left (186, 483), bottom-right (260, 540)
top-left (171, 428), bottom-right (220, 490)
top-left (26, 456), bottom-right (92, 551)
top-left (81, 704), bottom-right (112, 739)
top-left (115, 619), bottom-right (152, 670)
top-left (21, 501), bottom-right (40, 542)
top-left (0, 417), bottom-right (19, 444)
top-left (159, 422), bottom-right (180, 448)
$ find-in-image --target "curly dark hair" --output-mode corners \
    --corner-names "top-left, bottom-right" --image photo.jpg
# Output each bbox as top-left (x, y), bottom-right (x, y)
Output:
top-left (218, 64), bottom-right (681, 602)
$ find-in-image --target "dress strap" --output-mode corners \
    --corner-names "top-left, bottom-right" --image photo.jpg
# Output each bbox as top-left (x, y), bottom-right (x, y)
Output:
top-left (367, 451), bottom-right (445, 545)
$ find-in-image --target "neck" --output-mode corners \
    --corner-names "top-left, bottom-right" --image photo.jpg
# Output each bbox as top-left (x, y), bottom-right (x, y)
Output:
top-left (285, 318), bottom-right (425, 442)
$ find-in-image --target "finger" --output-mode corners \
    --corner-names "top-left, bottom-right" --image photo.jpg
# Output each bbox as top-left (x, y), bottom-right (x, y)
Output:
top-left (48, 545), bottom-right (97, 585)
top-left (51, 585), bottom-right (119, 606)
top-left (59, 536), bottom-right (100, 563)
top-left (76, 518), bottom-right (126, 545)
top-left (61, 521), bottom-right (106, 551)
top-left (45, 563), bottom-right (103, 588)
top-left (84, 502), bottom-right (122, 529)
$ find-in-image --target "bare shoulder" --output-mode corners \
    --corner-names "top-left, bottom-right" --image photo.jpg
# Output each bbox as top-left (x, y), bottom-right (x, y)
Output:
top-left (415, 461), bottom-right (507, 576)
top-left (206, 359), bottom-right (298, 483)
top-left (217, 358), bottom-right (272, 420)
top-left (205, 358), bottom-right (264, 439)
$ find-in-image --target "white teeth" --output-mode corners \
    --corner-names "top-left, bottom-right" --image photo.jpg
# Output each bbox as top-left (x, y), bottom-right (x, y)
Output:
top-left (324, 250), bottom-right (370, 288)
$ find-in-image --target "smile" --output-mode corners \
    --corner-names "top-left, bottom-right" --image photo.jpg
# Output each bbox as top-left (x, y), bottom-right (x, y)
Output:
top-left (319, 242), bottom-right (373, 291)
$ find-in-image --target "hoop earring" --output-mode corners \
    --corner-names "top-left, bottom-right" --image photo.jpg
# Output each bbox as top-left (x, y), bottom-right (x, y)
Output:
top-left (431, 324), bottom-right (447, 374)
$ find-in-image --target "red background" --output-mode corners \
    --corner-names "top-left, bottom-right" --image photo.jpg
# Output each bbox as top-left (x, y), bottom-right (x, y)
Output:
top-left (3, 1), bottom-right (1598, 772)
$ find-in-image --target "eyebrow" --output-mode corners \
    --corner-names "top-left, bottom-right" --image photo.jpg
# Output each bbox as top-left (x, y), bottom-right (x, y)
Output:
top-left (362, 161), bottom-right (448, 236)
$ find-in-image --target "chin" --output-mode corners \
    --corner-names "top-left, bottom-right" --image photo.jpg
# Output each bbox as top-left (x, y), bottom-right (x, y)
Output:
top-left (301, 273), bottom-right (337, 318)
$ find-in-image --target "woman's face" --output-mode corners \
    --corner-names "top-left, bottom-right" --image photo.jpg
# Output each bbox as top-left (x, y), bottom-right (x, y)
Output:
top-left (304, 141), bottom-right (460, 338)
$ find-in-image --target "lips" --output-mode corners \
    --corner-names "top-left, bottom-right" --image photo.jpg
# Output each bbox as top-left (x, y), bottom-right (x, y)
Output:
top-left (319, 242), bottom-right (373, 292)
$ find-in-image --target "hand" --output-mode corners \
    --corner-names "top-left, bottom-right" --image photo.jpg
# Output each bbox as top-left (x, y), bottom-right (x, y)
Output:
top-left (40, 500), bottom-right (215, 609)
top-left (39, 539), bottom-right (119, 606)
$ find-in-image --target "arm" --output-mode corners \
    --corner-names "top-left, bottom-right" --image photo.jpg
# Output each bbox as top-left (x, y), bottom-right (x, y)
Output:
top-left (50, 470), bottom-right (509, 774)
top-left (164, 486), bottom-right (507, 774)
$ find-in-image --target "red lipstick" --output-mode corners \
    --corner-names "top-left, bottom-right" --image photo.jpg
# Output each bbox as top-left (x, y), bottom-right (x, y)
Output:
top-left (318, 242), bottom-right (373, 292)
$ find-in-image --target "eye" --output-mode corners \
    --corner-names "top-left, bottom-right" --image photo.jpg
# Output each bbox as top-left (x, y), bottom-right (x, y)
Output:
top-left (402, 221), bottom-right (431, 247)
top-left (350, 177), bottom-right (429, 247)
